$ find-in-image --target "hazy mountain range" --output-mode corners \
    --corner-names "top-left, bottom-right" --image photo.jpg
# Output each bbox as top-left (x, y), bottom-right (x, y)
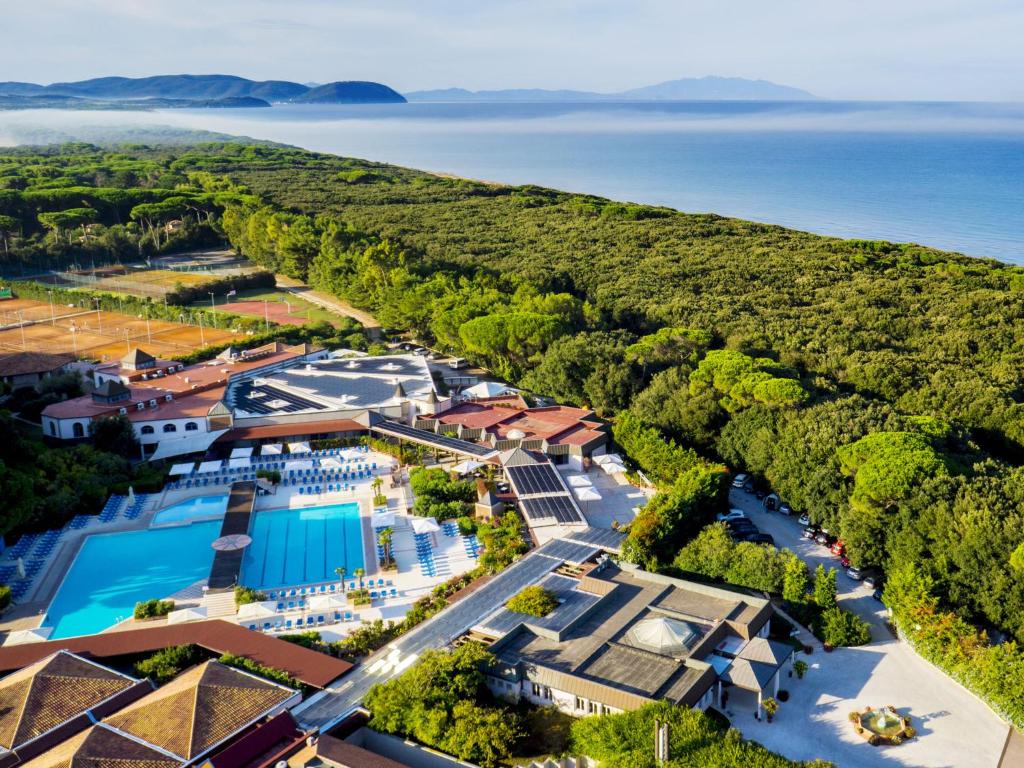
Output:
top-left (407, 76), bottom-right (816, 102)
top-left (0, 75), bottom-right (406, 109)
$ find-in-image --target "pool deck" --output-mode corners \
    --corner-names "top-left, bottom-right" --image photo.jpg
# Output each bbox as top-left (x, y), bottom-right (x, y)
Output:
top-left (208, 481), bottom-right (257, 591)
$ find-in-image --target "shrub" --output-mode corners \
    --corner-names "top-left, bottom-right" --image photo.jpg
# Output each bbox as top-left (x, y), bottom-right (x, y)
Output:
top-left (133, 598), bottom-right (174, 620)
top-left (279, 630), bottom-right (322, 649)
top-left (793, 659), bottom-right (808, 679)
top-left (218, 653), bottom-right (300, 690)
top-left (234, 585), bottom-right (266, 607)
top-left (348, 588), bottom-right (371, 606)
top-left (506, 585), bottom-right (559, 617)
top-left (818, 607), bottom-right (871, 647)
top-left (0, 585), bottom-right (10, 612)
top-left (134, 644), bottom-right (202, 683)
top-left (256, 469), bottom-right (281, 484)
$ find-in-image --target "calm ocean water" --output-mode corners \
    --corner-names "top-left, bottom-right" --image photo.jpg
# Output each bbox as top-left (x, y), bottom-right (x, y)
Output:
top-left (2, 101), bottom-right (1022, 261)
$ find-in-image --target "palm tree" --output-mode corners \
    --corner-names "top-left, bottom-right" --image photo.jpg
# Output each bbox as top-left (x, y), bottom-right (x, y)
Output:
top-left (354, 567), bottom-right (365, 590)
top-left (335, 566), bottom-right (346, 592)
top-left (371, 476), bottom-right (384, 501)
top-left (378, 527), bottom-right (393, 567)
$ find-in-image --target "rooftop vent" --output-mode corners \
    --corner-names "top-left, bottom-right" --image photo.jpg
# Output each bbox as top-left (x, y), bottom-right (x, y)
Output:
top-left (507, 428), bottom-right (526, 440)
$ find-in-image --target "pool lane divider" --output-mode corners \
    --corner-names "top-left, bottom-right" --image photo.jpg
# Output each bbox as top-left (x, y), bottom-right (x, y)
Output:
top-left (208, 481), bottom-right (256, 591)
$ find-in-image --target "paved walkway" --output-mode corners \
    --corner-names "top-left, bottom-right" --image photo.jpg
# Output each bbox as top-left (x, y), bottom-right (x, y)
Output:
top-left (274, 275), bottom-right (381, 339)
top-left (726, 488), bottom-right (1009, 767)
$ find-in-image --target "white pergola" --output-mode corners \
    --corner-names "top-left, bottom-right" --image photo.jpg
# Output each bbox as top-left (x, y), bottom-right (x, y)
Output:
top-left (288, 441), bottom-right (312, 454)
top-left (230, 446), bottom-right (254, 459)
top-left (261, 443), bottom-right (283, 456)
top-left (168, 462), bottom-right (195, 476)
top-left (197, 460), bottom-right (222, 474)
top-left (228, 457), bottom-right (251, 470)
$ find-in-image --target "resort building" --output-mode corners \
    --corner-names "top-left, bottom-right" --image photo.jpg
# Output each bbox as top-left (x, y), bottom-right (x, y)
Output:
top-left (0, 352), bottom-right (74, 389)
top-left (0, 656), bottom-right (303, 768)
top-left (0, 651), bottom-right (151, 768)
top-left (468, 538), bottom-right (792, 719)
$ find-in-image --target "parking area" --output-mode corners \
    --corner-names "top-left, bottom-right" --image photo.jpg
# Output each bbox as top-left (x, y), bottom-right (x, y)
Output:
top-left (724, 487), bottom-right (1009, 767)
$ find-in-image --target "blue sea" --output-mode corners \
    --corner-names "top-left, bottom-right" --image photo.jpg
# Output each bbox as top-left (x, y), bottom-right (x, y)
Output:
top-left (2, 101), bottom-right (1022, 261)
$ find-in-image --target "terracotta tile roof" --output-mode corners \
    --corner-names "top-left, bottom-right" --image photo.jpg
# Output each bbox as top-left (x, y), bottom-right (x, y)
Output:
top-left (125, 390), bottom-right (225, 422)
top-left (0, 621), bottom-right (352, 690)
top-left (316, 734), bottom-right (410, 768)
top-left (103, 661), bottom-right (294, 761)
top-left (0, 352), bottom-right (74, 378)
top-left (0, 651), bottom-right (137, 751)
top-left (219, 419), bottom-right (367, 441)
top-left (18, 724), bottom-right (180, 768)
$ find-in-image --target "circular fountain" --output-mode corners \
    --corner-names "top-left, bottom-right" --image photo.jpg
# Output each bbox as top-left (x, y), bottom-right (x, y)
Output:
top-left (850, 706), bottom-right (915, 746)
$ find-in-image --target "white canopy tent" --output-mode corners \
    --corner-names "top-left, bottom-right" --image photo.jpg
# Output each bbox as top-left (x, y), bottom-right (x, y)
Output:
top-left (230, 447), bottom-right (254, 459)
top-left (320, 457), bottom-right (344, 469)
top-left (371, 510), bottom-right (396, 528)
top-left (168, 462), bottom-right (195, 476)
top-left (197, 460), bottom-right (223, 474)
top-left (288, 441), bottom-right (312, 454)
top-left (285, 460), bottom-right (314, 473)
top-left (566, 474), bottom-right (593, 488)
top-left (166, 606), bottom-right (208, 625)
top-left (228, 457), bottom-right (251, 470)
top-left (3, 627), bottom-right (52, 646)
top-left (237, 601), bottom-right (279, 621)
top-left (261, 443), bottom-right (283, 456)
top-left (411, 516), bottom-right (441, 534)
top-left (600, 460), bottom-right (626, 475)
top-left (309, 594), bottom-right (348, 611)
top-left (147, 429), bottom-right (228, 462)
top-left (593, 453), bottom-right (624, 466)
top-left (573, 486), bottom-right (603, 502)
top-left (451, 459), bottom-right (484, 475)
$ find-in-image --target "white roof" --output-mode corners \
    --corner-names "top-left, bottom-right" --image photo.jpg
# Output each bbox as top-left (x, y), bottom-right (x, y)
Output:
top-left (320, 457), bottom-right (344, 469)
top-left (228, 457), bottom-right (251, 469)
top-left (288, 441), bottom-right (312, 454)
top-left (148, 429), bottom-right (228, 462)
top-left (237, 601), bottom-right (279, 620)
top-left (230, 446), bottom-right (254, 459)
top-left (372, 510), bottom-right (396, 528)
top-left (600, 460), bottom-right (626, 475)
top-left (464, 381), bottom-right (515, 399)
top-left (261, 443), bottom-right (283, 455)
top-left (451, 460), bottom-right (483, 475)
top-left (593, 453), bottom-right (623, 466)
top-left (197, 460), bottom-right (223, 474)
top-left (166, 606), bottom-right (208, 625)
top-left (573, 486), bottom-right (602, 502)
top-left (411, 516), bottom-right (441, 534)
top-left (3, 627), bottom-right (53, 646)
top-left (168, 462), bottom-right (195, 476)
top-left (566, 474), bottom-right (593, 488)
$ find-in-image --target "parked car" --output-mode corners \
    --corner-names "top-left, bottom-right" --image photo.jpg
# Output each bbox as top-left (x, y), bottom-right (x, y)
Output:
top-left (746, 533), bottom-right (775, 546)
top-left (727, 520), bottom-right (758, 533)
top-left (743, 482), bottom-right (756, 493)
top-left (754, 489), bottom-right (766, 500)
top-left (778, 502), bottom-right (792, 516)
top-left (716, 509), bottom-right (747, 522)
top-left (872, 588), bottom-right (885, 603)
top-left (798, 513), bottom-right (811, 526)
top-left (840, 555), bottom-right (851, 568)
top-left (830, 539), bottom-right (846, 556)
top-left (731, 473), bottom-right (749, 489)
top-left (864, 573), bottom-right (884, 589)
top-left (814, 531), bottom-right (833, 546)
top-left (801, 525), bottom-right (820, 540)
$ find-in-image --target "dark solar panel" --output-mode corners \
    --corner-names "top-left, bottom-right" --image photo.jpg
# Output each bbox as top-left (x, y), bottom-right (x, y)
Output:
top-left (371, 420), bottom-right (494, 458)
top-left (507, 464), bottom-right (564, 496)
top-left (520, 495), bottom-right (583, 525)
top-left (233, 382), bottom-right (326, 414)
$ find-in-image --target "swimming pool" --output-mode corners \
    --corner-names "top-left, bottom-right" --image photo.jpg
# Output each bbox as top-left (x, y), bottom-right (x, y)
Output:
top-left (241, 503), bottom-right (364, 590)
top-left (43, 500), bottom-right (364, 638)
top-left (151, 494), bottom-right (228, 526)
top-left (44, 521), bottom-right (220, 639)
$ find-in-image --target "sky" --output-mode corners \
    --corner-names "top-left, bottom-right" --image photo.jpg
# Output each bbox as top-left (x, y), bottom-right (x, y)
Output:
top-left (2, 0), bottom-right (1023, 100)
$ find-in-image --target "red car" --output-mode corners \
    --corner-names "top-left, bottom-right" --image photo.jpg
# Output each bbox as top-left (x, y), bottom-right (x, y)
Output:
top-left (831, 539), bottom-right (846, 556)
top-left (840, 555), bottom-right (850, 568)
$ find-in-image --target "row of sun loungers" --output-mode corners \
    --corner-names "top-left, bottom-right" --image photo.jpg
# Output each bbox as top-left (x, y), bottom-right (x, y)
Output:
top-left (249, 612), bottom-right (355, 632)
top-left (414, 532), bottom-right (437, 577)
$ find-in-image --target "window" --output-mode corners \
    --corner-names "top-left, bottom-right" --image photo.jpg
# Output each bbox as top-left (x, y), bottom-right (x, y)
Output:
top-left (162, 423), bottom-right (177, 433)
top-left (575, 696), bottom-right (585, 711)
top-left (185, 421), bottom-right (198, 431)
top-left (49, 422), bottom-right (56, 437)
top-left (588, 700), bottom-right (598, 714)
top-left (141, 425), bottom-right (155, 435)
top-left (532, 683), bottom-right (542, 697)
top-left (72, 422), bottom-right (85, 438)
top-left (136, 402), bottom-right (145, 411)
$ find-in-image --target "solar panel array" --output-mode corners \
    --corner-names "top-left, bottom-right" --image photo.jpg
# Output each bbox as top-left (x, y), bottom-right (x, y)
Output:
top-left (371, 420), bottom-right (495, 458)
top-left (521, 496), bottom-right (585, 525)
top-left (232, 382), bottom-right (326, 414)
top-left (506, 463), bottom-right (565, 496)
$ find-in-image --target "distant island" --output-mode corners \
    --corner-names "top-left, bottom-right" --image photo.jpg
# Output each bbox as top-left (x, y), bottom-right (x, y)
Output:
top-left (407, 75), bottom-right (816, 102)
top-left (0, 74), bottom-right (406, 110)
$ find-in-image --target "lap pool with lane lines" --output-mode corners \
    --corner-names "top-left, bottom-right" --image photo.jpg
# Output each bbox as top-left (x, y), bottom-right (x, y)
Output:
top-left (43, 498), bottom-right (364, 639)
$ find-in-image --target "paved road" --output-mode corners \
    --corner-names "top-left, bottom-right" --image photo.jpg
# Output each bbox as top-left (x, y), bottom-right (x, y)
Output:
top-left (274, 275), bottom-right (382, 339)
top-left (726, 487), bottom-right (1009, 767)
top-left (726, 488), bottom-right (888, 632)
top-left (292, 542), bottom-right (565, 729)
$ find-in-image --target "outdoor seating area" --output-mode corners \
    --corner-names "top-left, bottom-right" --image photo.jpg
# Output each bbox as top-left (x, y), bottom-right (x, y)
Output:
top-left (236, 579), bottom-right (402, 635)
top-left (441, 520), bottom-right (480, 558)
top-left (164, 445), bottom-right (387, 491)
top-left (415, 533), bottom-right (437, 576)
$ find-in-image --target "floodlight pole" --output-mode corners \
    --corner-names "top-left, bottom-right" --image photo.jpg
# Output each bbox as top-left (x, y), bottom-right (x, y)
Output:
top-left (47, 289), bottom-right (55, 325)
top-left (199, 312), bottom-right (205, 346)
